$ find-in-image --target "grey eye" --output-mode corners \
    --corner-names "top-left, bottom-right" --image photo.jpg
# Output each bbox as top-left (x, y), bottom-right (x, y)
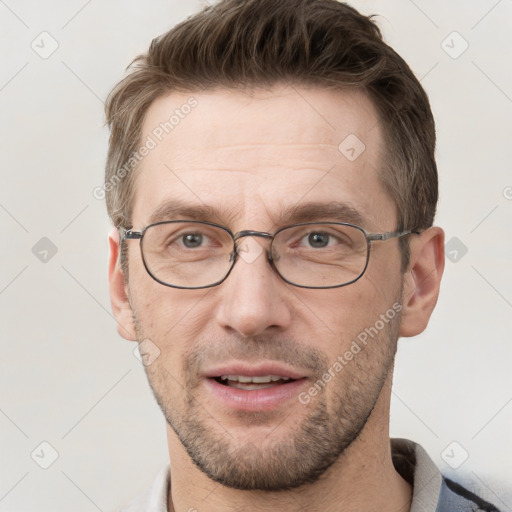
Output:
top-left (182, 233), bottom-right (203, 248)
top-left (307, 232), bottom-right (330, 248)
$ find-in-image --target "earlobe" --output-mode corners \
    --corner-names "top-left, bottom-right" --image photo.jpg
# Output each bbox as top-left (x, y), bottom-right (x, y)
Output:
top-left (108, 228), bottom-right (137, 341)
top-left (399, 227), bottom-right (445, 338)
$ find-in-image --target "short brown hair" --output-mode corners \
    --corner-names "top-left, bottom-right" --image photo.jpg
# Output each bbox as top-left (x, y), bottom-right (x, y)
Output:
top-left (105, 0), bottom-right (437, 270)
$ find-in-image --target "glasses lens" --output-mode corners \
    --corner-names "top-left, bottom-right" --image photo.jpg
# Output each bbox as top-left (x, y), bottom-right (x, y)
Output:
top-left (141, 222), bottom-right (234, 288)
top-left (272, 223), bottom-right (368, 287)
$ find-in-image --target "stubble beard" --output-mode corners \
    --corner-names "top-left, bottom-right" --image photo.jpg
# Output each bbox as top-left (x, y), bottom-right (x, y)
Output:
top-left (132, 296), bottom-right (401, 491)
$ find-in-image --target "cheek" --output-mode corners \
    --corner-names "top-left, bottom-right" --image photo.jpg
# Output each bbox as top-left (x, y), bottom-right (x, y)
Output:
top-left (307, 277), bottom-right (400, 354)
top-left (127, 240), bottom-right (218, 355)
top-left (128, 249), bottom-right (179, 324)
top-left (130, 272), bottom-right (213, 356)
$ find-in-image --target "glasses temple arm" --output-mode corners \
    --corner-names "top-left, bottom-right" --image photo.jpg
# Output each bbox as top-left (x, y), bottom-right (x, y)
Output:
top-left (367, 230), bottom-right (421, 241)
top-left (119, 228), bottom-right (143, 241)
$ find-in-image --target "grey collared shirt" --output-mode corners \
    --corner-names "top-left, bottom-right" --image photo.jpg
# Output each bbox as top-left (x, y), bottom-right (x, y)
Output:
top-left (119, 438), bottom-right (500, 511)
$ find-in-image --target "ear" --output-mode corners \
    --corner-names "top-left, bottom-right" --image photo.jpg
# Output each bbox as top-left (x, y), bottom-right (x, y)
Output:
top-left (108, 228), bottom-right (137, 341)
top-left (399, 227), bottom-right (445, 337)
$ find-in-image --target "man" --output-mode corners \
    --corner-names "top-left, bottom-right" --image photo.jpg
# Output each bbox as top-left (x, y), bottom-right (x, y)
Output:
top-left (104, 1), bottom-right (500, 510)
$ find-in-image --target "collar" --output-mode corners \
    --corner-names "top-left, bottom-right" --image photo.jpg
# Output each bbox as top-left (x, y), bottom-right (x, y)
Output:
top-left (391, 438), bottom-right (443, 512)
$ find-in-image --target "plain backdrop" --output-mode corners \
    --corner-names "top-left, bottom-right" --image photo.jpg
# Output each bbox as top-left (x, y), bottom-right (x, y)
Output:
top-left (0, 1), bottom-right (511, 510)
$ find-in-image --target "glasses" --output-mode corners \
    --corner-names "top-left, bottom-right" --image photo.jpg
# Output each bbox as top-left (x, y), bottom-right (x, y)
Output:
top-left (121, 221), bottom-right (419, 290)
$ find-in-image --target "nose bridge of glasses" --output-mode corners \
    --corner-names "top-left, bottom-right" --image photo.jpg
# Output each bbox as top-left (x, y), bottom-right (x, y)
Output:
top-left (232, 230), bottom-right (274, 262)
top-left (233, 230), bottom-right (274, 242)
top-left (233, 230), bottom-right (273, 253)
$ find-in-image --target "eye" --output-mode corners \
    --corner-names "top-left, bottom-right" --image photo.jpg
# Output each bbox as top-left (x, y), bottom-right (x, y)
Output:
top-left (161, 229), bottom-right (215, 250)
top-left (300, 231), bottom-right (337, 248)
top-left (181, 232), bottom-right (205, 248)
top-left (304, 232), bottom-right (331, 248)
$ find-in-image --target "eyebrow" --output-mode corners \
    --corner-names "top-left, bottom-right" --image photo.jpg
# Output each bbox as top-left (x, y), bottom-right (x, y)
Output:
top-left (276, 201), bottom-right (366, 227)
top-left (147, 199), bottom-right (231, 226)
top-left (146, 199), bottom-right (366, 229)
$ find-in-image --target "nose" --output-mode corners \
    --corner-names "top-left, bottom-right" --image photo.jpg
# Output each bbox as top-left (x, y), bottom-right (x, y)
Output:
top-left (214, 236), bottom-right (293, 337)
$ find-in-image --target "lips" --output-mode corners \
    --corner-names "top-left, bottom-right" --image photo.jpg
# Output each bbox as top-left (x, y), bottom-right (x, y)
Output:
top-left (202, 362), bottom-right (308, 411)
top-left (204, 362), bottom-right (306, 381)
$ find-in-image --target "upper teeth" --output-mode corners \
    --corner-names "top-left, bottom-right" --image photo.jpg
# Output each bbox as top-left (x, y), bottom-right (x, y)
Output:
top-left (220, 375), bottom-right (291, 383)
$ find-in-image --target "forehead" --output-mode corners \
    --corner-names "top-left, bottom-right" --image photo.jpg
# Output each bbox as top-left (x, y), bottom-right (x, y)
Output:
top-left (131, 85), bottom-right (395, 230)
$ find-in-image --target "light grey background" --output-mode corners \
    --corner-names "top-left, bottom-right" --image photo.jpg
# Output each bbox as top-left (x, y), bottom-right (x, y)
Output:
top-left (0, 1), bottom-right (511, 510)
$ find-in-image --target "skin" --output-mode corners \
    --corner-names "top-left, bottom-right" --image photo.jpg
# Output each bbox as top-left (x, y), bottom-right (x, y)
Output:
top-left (108, 85), bottom-right (445, 512)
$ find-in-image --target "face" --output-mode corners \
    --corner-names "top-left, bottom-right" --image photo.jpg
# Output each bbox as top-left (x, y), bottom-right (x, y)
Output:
top-left (120, 85), bottom-right (406, 490)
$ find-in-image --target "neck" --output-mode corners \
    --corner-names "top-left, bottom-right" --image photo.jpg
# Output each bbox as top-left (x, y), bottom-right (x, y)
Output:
top-left (166, 373), bottom-right (412, 512)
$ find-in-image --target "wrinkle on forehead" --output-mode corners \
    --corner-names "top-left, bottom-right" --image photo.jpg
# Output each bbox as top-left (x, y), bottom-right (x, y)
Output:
top-left (133, 85), bottom-right (395, 232)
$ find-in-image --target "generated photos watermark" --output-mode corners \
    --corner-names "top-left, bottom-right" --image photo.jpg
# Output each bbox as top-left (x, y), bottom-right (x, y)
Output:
top-left (93, 96), bottom-right (198, 200)
top-left (298, 302), bottom-right (402, 405)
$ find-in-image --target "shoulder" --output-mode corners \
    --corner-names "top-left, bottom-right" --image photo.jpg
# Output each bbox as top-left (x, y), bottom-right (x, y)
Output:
top-left (437, 477), bottom-right (501, 512)
top-left (390, 438), bottom-right (502, 512)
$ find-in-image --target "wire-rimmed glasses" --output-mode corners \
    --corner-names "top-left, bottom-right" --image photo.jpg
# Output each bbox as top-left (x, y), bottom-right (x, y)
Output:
top-left (121, 220), bottom-right (418, 289)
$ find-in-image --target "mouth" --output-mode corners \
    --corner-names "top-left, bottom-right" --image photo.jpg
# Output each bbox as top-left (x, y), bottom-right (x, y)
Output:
top-left (203, 362), bottom-right (308, 411)
top-left (213, 374), bottom-right (298, 391)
